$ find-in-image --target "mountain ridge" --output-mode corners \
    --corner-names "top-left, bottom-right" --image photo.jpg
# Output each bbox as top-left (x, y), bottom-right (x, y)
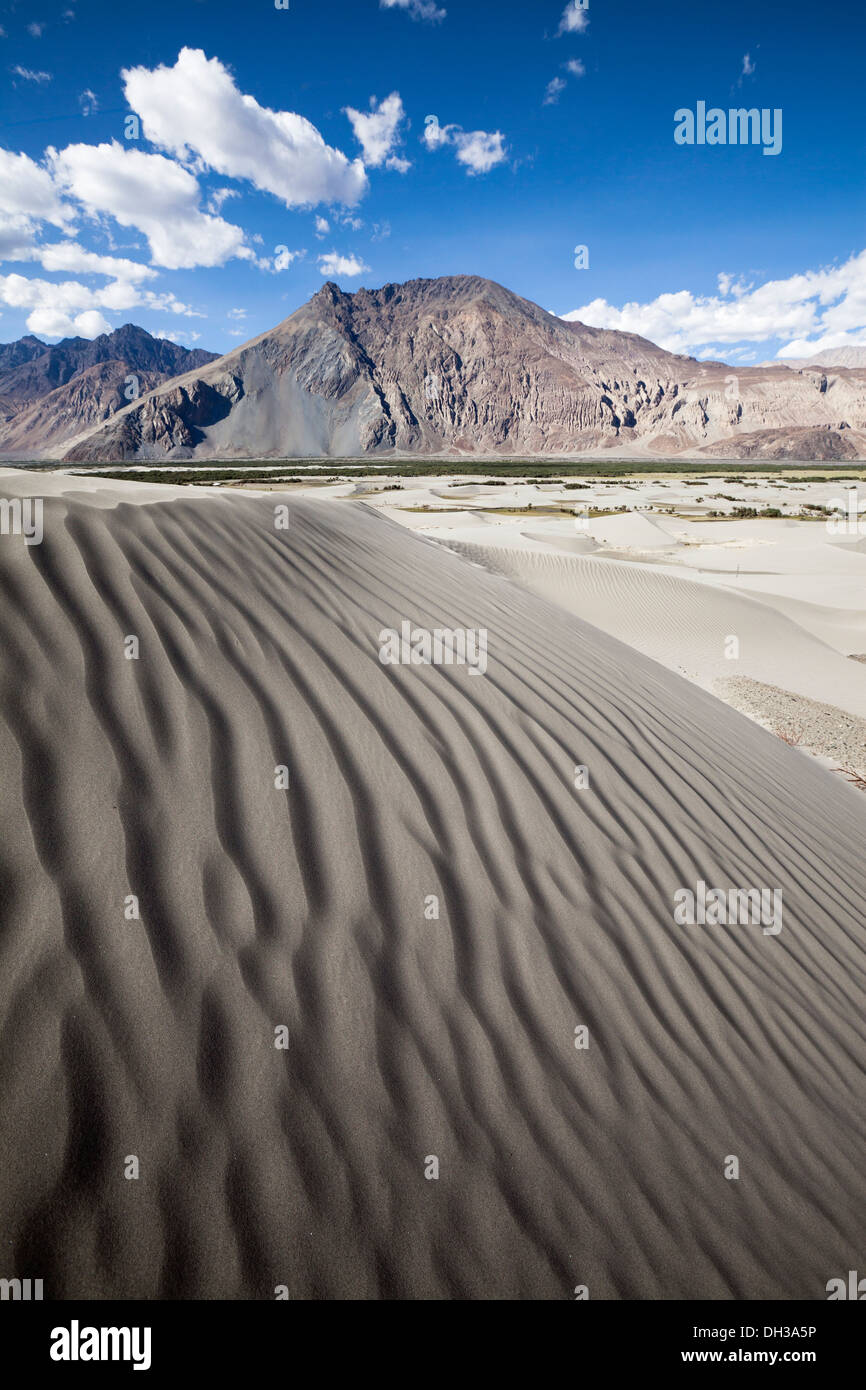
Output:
top-left (0, 325), bottom-right (218, 457)
top-left (10, 276), bottom-right (866, 462)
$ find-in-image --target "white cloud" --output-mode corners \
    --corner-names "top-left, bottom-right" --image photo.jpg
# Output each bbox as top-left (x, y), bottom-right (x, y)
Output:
top-left (64, 309), bottom-right (110, 336)
top-left (544, 78), bottom-right (567, 106)
top-left (207, 187), bottom-right (239, 214)
top-left (454, 130), bottom-right (507, 174)
top-left (422, 116), bottom-right (507, 174)
top-left (318, 251), bottom-right (370, 278)
top-left (546, 58), bottom-right (585, 102)
top-left (742, 53), bottom-right (755, 77)
top-left (558, 2), bottom-right (589, 35)
top-left (315, 215), bottom-right (330, 237)
top-left (0, 148), bottom-right (72, 227)
top-left (380, 0), bottom-right (446, 22)
top-left (0, 256), bottom-right (205, 337)
top-left (36, 241), bottom-right (156, 281)
top-left (122, 48), bottom-right (368, 209)
top-left (227, 307), bottom-right (247, 318)
top-left (345, 92), bottom-right (408, 169)
top-left (50, 140), bottom-right (250, 269)
top-left (78, 89), bottom-right (98, 116)
top-left (0, 147), bottom-right (74, 259)
top-left (561, 249), bottom-right (866, 357)
top-left (156, 329), bottom-right (202, 343)
top-left (273, 246), bottom-right (304, 271)
top-left (11, 65), bottom-right (52, 83)
top-left (717, 272), bottom-right (751, 298)
top-left (0, 272), bottom-right (112, 337)
top-left (27, 22), bottom-right (45, 38)
top-left (422, 117), bottom-right (451, 151)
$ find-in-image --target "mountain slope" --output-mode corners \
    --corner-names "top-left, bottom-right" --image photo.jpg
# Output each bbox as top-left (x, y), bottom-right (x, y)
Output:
top-left (48, 276), bottom-right (866, 461)
top-left (0, 325), bottom-right (217, 456)
top-left (772, 347), bottom-right (866, 371)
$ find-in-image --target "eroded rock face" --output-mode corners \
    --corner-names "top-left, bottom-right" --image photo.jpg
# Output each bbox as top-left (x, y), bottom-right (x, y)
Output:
top-left (60, 277), bottom-right (866, 461)
top-left (0, 326), bottom-right (218, 457)
top-left (64, 374), bottom-right (245, 462)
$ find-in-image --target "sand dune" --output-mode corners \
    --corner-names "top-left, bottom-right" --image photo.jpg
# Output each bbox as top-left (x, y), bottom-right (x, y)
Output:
top-left (452, 543), bottom-right (866, 719)
top-left (0, 474), bottom-right (865, 1299)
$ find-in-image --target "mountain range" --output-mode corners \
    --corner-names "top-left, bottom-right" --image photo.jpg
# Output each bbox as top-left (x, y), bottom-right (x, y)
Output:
top-left (0, 325), bottom-right (217, 457)
top-left (764, 347), bottom-right (866, 371)
top-left (3, 278), bottom-right (866, 462)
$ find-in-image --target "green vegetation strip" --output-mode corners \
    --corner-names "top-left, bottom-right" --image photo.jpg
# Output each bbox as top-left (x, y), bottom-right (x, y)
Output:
top-left (43, 458), bottom-right (866, 487)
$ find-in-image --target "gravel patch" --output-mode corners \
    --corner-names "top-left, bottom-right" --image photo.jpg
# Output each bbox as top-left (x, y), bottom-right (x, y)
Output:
top-left (717, 675), bottom-right (866, 780)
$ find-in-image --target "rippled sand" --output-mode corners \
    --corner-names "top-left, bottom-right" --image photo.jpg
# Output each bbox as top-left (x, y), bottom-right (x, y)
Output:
top-left (0, 476), bottom-right (864, 1298)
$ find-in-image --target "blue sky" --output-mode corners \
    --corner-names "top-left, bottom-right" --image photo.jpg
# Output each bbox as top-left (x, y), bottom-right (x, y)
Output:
top-left (0, 0), bottom-right (863, 361)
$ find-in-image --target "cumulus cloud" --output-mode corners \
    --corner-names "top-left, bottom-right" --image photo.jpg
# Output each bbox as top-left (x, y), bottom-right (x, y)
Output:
top-left (0, 147), bottom-right (74, 258)
top-left (122, 48), bottom-right (368, 209)
top-left (422, 116), bottom-right (507, 174)
top-left (345, 92), bottom-right (408, 169)
top-left (273, 246), bottom-right (304, 271)
top-left (0, 149), bottom-right (72, 227)
top-left (27, 22), bottom-right (45, 38)
top-left (0, 260), bottom-right (203, 338)
top-left (379, 0), bottom-right (446, 21)
top-left (561, 250), bottom-right (866, 357)
top-left (565, 58), bottom-right (586, 77)
top-left (207, 187), bottom-right (239, 214)
top-left (0, 272), bottom-right (112, 337)
top-left (78, 89), bottom-right (98, 116)
top-left (55, 309), bottom-right (109, 336)
top-left (742, 53), bottom-right (755, 77)
top-left (558, 1), bottom-right (589, 35)
top-left (315, 215), bottom-right (330, 238)
top-left (455, 130), bottom-right (507, 174)
top-left (421, 117), bottom-right (451, 152)
top-left (318, 251), bottom-right (370, 278)
top-left (35, 241), bottom-right (156, 281)
top-left (50, 140), bottom-right (250, 269)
